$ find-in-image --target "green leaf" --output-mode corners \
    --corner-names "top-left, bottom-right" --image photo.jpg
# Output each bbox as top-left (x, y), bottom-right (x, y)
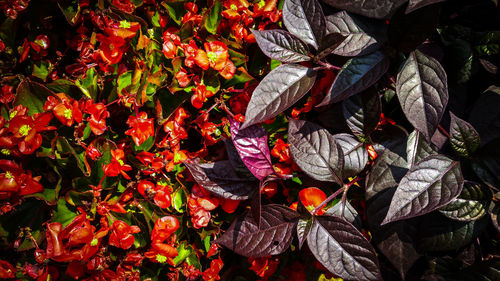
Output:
top-left (133, 136), bottom-right (155, 152)
top-left (46, 79), bottom-right (85, 99)
top-left (76, 68), bottom-right (98, 99)
top-left (223, 67), bottom-right (254, 88)
top-left (161, 2), bottom-right (185, 26)
top-left (32, 60), bottom-right (51, 81)
top-left (57, 0), bottom-right (81, 26)
top-left (204, 0), bottom-right (222, 34)
top-left (157, 87), bottom-right (189, 120)
top-left (173, 188), bottom-right (187, 213)
top-left (14, 80), bottom-right (54, 115)
top-left (173, 242), bottom-right (192, 266)
top-left (439, 181), bottom-right (492, 221)
top-left (52, 199), bottom-right (78, 227)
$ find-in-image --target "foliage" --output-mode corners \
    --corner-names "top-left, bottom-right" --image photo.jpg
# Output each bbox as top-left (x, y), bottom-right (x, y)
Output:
top-left (0, 0), bottom-right (499, 280)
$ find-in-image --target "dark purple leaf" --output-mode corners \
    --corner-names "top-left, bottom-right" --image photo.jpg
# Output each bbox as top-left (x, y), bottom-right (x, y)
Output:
top-left (296, 218), bottom-right (313, 250)
top-left (388, 4), bottom-right (441, 53)
top-left (439, 181), bottom-right (492, 221)
top-left (418, 213), bottom-right (489, 252)
top-left (325, 11), bottom-right (387, 57)
top-left (406, 130), bottom-right (437, 167)
top-left (315, 33), bottom-right (347, 59)
top-left (317, 51), bottom-right (389, 106)
top-left (229, 118), bottom-right (274, 181)
top-left (288, 119), bottom-right (344, 185)
top-left (472, 138), bottom-right (500, 191)
top-left (325, 201), bottom-right (362, 230)
top-left (451, 259), bottom-right (500, 281)
top-left (251, 29), bottom-right (311, 63)
top-left (406, 0), bottom-right (446, 14)
top-left (342, 88), bottom-right (381, 140)
top-left (307, 216), bottom-right (382, 281)
top-left (250, 189), bottom-right (261, 228)
top-left (333, 134), bottom-right (368, 179)
top-left (224, 139), bottom-right (255, 179)
top-left (242, 64), bottom-right (317, 129)
top-left (366, 188), bottom-right (419, 279)
top-left (184, 160), bottom-right (258, 200)
top-left (216, 204), bottom-right (299, 257)
top-left (450, 112), bottom-right (481, 158)
top-left (396, 50), bottom-right (449, 142)
top-left (366, 135), bottom-right (409, 200)
top-left (322, 0), bottom-right (407, 19)
top-left (383, 154), bottom-right (464, 224)
top-left (282, 0), bottom-right (325, 50)
top-left (469, 86), bottom-right (500, 146)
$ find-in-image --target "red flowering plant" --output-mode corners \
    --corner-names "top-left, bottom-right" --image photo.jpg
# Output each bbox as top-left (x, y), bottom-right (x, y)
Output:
top-left (1, 0), bottom-right (499, 281)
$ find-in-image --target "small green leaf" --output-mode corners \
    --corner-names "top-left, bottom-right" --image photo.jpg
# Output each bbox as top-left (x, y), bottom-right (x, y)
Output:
top-left (173, 242), bottom-right (192, 266)
top-left (32, 60), bottom-right (51, 81)
top-left (57, 0), bottom-right (81, 26)
top-left (173, 188), bottom-right (187, 213)
top-left (204, 0), bottom-right (222, 34)
top-left (161, 2), bottom-right (185, 26)
top-left (52, 199), bottom-right (78, 227)
top-left (14, 80), bottom-right (54, 115)
top-left (133, 136), bottom-right (155, 152)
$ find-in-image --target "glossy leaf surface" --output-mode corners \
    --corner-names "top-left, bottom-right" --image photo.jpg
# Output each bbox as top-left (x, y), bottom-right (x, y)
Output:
top-left (251, 29), bottom-right (310, 63)
top-left (334, 134), bottom-right (368, 179)
top-left (242, 64), bottom-right (316, 129)
top-left (288, 119), bottom-right (344, 184)
top-left (325, 11), bottom-right (387, 57)
top-left (396, 50), bottom-right (448, 141)
top-left (439, 181), bottom-right (492, 221)
top-left (323, 0), bottom-right (407, 19)
top-left (184, 160), bottom-right (258, 200)
top-left (383, 154), bottom-right (464, 224)
top-left (307, 216), bottom-right (382, 281)
top-left (217, 204), bottom-right (299, 257)
top-left (283, 0), bottom-right (325, 49)
top-left (229, 118), bottom-right (274, 181)
top-left (318, 51), bottom-right (389, 106)
top-left (449, 112), bottom-right (481, 158)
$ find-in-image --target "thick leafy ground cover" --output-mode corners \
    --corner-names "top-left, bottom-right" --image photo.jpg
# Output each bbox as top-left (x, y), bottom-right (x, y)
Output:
top-left (0, 0), bottom-right (499, 280)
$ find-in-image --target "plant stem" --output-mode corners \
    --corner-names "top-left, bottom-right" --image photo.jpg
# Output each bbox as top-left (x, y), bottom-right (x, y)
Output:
top-left (317, 60), bottom-right (341, 71)
top-left (312, 177), bottom-right (359, 215)
top-left (438, 124), bottom-right (450, 138)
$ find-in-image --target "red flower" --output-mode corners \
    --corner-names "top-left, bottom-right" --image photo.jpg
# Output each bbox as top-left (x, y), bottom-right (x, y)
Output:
top-left (271, 138), bottom-right (291, 162)
top-left (0, 260), bottom-right (15, 278)
top-left (163, 40), bottom-right (177, 58)
top-left (0, 160), bottom-right (44, 198)
top-left (112, 0), bottom-right (135, 13)
top-left (175, 67), bottom-right (191, 87)
top-left (86, 143), bottom-right (102, 160)
top-left (84, 101), bottom-right (109, 135)
top-left (299, 187), bottom-right (327, 215)
top-left (96, 34), bottom-right (126, 65)
top-left (44, 94), bottom-right (83, 127)
top-left (125, 112), bottom-right (154, 146)
top-left (151, 216), bottom-right (179, 243)
top-left (0, 85), bottom-right (14, 104)
top-left (202, 258), bottom-right (224, 281)
top-left (108, 220), bottom-right (140, 250)
top-left (144, 242), bottom-right (178, 264)
top-left (191, 84), bottom-right (215, 109)
top-left (204, 41), bottom-right (229, 71)
top-left (248, 256), bottom-right (279, 280)
top-left (103, 149), bottom-right (132, 179)
top-left (8, 112), bottom-right (55, 154)
top-left (136, 151), bottom-right (164, 175)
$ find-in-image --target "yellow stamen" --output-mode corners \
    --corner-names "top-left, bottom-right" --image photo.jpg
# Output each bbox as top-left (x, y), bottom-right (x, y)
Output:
top-left (19, 124), bottom-right (32, 137)
top-left (156, 254), bottom-right (167, 263)
top-left (5, 171), bottom-right (13, 179)
top-left (63, 108), bottom-right (72, 120)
